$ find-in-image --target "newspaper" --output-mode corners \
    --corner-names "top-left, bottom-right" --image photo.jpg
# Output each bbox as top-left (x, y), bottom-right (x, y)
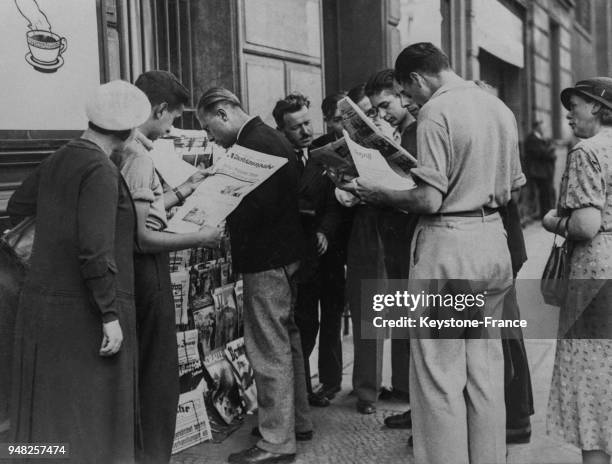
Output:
top-left (172, 380), bottom-right (212, 454)
top-left (344, 130), bottom-right (416, 191)
top-left (337, 96), bottom-right (417, 175)
top-left (177, 329), bottom-right (201, 373)
top-left (166, 145), bottom-right (287, 233)
top-left (309, 137), bottom-right (357, 182)
top-left (224, 337), bottom-right (257, 413)
top-left (148, 138), bottom-right (199, 188)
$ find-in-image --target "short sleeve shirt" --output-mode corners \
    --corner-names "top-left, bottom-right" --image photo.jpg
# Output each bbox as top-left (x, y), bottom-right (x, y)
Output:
top-left (410, 80), bottom-right (526, 212)
top-left (113, 135), bottom-right (167, 231)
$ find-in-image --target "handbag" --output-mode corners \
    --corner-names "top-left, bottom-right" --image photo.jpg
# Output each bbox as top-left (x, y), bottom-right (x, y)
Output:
top-left (540, 218), bottom-right (568, 306)
top-left (1, 216), bottom-right (36, 266)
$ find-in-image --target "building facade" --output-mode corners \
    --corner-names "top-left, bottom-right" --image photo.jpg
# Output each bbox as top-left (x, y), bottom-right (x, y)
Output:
top-left (2, 0), bottom-right (612, 227)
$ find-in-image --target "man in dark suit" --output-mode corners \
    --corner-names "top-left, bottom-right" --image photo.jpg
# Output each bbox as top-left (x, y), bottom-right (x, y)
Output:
top-left (525, 120), bottom-right (556, 218)
top-left (311, 92), bottom-right (347, 149)
top-left (197, 88), bottom-right (311, 464)
top-left (272, 93), bottom-right (347, 407)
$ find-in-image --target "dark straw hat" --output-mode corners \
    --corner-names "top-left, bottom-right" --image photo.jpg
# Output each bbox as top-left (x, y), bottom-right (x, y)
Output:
top-left (561, 77), bottom-right (612, 111)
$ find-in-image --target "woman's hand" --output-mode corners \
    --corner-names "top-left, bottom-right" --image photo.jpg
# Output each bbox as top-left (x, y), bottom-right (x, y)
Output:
top-left (542, 209), bottom-right (562, 233)
top-left (100, 320), bottom-right (123, 356)
top-left (198, 225), bottom-right (223, 248)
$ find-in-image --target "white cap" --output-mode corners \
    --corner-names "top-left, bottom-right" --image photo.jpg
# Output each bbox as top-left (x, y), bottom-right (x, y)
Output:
top-left (85, 80), bottom-right (151, 131)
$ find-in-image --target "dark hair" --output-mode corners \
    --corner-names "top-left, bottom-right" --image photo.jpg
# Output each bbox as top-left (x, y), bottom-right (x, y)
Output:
top-left (365, 69), bottom-right (396, 97)
top-left (347, 83), bottom-right (367, 105)
top-left (196, 87), bottom-right (242, 115)
top-left (321, 92), bottom-right (347, 120)
top-left (134, 70), bottom-right (189, 111)
top-left (272, 92), bottom-right (310, 128)
top-left (394, 42), bottom-right (451, 84)
top-left (88, 121), bottom-right (131, 141)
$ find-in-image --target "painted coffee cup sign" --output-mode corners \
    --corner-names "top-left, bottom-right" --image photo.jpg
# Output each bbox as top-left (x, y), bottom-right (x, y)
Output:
top-left (26, 29), bottom-right (68, 72)
top-left (1, 0), bottom-right (100, 130)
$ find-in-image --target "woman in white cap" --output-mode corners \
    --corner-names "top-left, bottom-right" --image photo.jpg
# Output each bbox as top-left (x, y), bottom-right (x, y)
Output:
top-left (7, 80), bottom-right (151, 463)
top-left (543, 77), bottom-right (612, 464)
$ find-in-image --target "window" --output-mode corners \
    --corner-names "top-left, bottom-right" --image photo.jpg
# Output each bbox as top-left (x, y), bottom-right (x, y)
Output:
top-left (575, 0), bottom-right (592, 34)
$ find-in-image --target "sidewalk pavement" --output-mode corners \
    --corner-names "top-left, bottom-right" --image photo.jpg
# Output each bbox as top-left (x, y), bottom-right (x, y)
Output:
top-left (171, 223), bottom-right (582, 464)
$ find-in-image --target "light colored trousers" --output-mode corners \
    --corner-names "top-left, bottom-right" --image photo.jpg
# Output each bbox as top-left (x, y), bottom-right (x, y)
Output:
top-left (408, 214), bottom-right (512, 464)
top-left (243, 262), bottom-right (312, 454)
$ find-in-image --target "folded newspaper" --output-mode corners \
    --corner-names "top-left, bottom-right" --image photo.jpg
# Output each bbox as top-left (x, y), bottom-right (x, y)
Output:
top-left (172, 380), bottom-right (212, 454)
top-left (337, 96), bottom-right (417, 175)
top-left (166, 145), bottom-right (287, 233)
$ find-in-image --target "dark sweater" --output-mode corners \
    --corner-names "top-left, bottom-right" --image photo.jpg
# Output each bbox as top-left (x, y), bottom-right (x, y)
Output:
top-left (227, 117), bottom-right (305, 273)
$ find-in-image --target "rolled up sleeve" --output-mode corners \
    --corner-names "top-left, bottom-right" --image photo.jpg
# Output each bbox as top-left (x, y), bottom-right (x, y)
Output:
top-left (78, 161), bottom-right (120, 322)
top-left (410, 119), bottom-right (450, 194)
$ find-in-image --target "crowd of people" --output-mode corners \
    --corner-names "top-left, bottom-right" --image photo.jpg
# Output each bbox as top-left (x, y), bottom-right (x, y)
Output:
top-left (0, 42), bottom-right (610, 464)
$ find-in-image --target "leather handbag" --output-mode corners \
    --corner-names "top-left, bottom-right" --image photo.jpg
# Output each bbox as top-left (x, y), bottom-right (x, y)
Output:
top-left (1, 216), bottom-right (36, 265)
top-left (540, 218), bottom-right (568, 306)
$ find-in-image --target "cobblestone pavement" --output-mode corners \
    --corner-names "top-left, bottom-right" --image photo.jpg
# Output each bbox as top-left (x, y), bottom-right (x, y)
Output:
top-left (172, 224), bottom-right (583, 464)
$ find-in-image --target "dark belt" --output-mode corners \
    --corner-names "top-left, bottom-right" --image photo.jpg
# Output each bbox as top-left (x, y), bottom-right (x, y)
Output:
top-left (438, 207), bottom-right (499, 217)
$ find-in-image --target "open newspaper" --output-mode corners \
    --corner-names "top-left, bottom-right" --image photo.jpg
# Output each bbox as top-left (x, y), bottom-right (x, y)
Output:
top-left (343, 130), bottom-right (416, 190)
top-left (166, 145), bottom-right (287, 233)
top-left (309, 137), bottom-right (357, 182)
top-left (148, 138), bottom-right (200, 189)
top-left (337, 96), bottom-right (417, 175)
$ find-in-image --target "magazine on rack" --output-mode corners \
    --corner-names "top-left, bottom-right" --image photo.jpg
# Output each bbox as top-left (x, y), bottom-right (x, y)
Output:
top-left (234, 280), bottom-right (244, 338)
top-left (171, 269), bottom-right (190, 325)
top-left (172, 380), bottom-right (212, 454)
top-left (224, 337), bottom-right (257, 413)
top-left (343, 130), bottom-right (416, 190)
top-left (193, 305), bottom-right (216, 358)
top-left (213, 284), bottom-right (239, 348)
top-left (337, 96), bottom-right (417, 175)
top-left (166, 145), bottom-right (287, 233)
top-left (177, 329), bottom-right (204, 393)
top-left (203, 348), bottom-right (244, 425)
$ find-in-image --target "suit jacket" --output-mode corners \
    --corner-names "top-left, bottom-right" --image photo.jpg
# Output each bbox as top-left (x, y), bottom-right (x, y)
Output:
top-left (227, 117), bottom-right (305, 273)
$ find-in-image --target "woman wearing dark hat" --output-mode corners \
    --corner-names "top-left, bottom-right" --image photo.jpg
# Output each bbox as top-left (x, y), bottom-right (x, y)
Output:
top-left (543, 77), bottom-right (612, 464)
top-left (7, 81), bottom-right (151, 463)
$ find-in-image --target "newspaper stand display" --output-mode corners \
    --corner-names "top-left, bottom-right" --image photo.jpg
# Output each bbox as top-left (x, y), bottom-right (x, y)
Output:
top-left (158, 131), bottom-right (256, 455)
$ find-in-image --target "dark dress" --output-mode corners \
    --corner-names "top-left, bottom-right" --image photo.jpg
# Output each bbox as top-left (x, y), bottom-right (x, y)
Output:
top-left (7, 139), bottom-right (138, 464)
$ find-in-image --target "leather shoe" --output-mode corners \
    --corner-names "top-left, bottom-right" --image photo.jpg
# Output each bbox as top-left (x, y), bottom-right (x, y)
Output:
top-left (356, 400), bottom-right (376, 414)
top-left (312, 383), bottom-right (341, 400)
top-left (251, 427), bottom-right (313, 441)
top-left (384, 410), bottom-right (412, 429)
top-left (506, 425), bottom-right (531, 444)
top-left (379, 387), bottom-right (410, 402)
top-left (308, 392), bottom-right (330, 407)
top-left (228, 446), bottom-right (296, 464)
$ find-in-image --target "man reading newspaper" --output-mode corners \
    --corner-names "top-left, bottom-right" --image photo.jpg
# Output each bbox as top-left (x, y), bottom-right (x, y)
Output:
top-left (196, 87), bottom-right (311, 464)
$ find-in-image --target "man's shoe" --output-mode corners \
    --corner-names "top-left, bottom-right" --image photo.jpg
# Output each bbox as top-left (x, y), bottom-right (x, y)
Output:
top-left (356, 400), bottom-right (376, 414)
top-left (506, 425), bottom-right (531, 444)
top-left (378, 387), bottom-right (394, 401)
top-left (251, 427), bottom-right (313, 442)
top-left (228, 446), bottom-right (296, 464)
top-left (312, 383), bottom-right (342, 400)
top-left (308, 392), bottom-right (330, 407)
top-left (379, 387), bottom-right (410, 402)
top-left (384, 410), bottom-right (412, 429)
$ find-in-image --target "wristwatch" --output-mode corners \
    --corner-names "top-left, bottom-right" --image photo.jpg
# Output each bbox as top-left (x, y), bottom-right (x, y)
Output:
top-left (173, 187), bottom-right (186, 205)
